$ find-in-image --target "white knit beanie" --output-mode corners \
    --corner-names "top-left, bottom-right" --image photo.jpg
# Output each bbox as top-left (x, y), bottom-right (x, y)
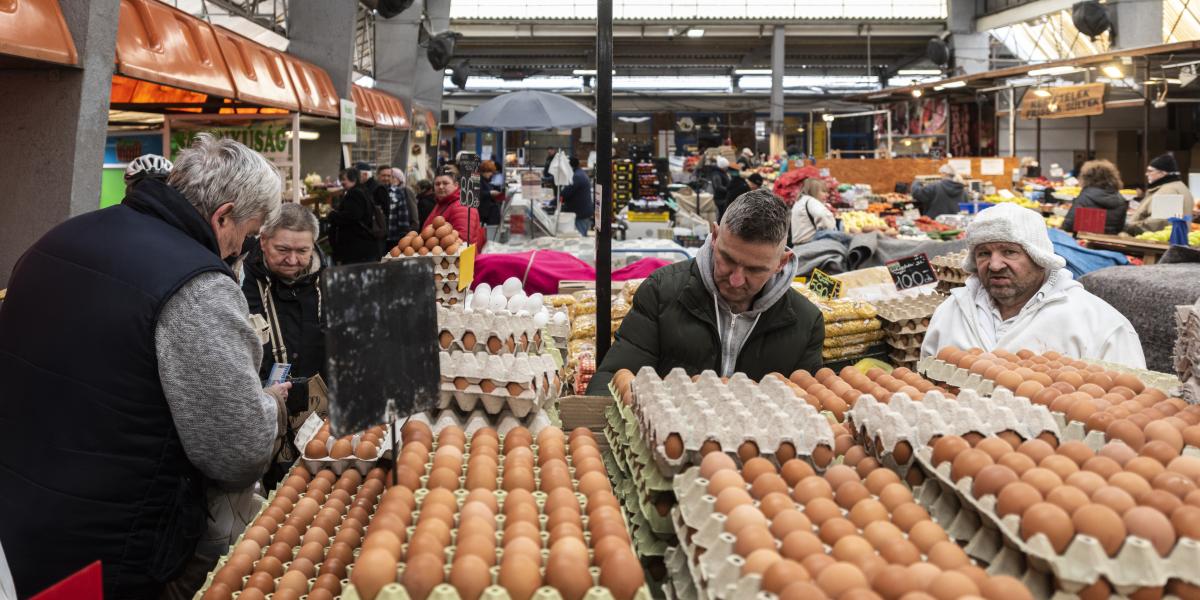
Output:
top-left (962, 203), bottom-right (1067, 273)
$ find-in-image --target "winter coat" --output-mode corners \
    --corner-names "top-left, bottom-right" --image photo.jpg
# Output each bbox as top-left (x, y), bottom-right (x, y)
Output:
top-left (376, 185), bottom-right (420, 243)
top-left (329, 185), bottom-right (381, 264)
top-left (726, 176), bottom-right (751, 207)
top-left (1063, 186), bottom-right (1127, 235)
top-left (1127, 176), bottom-right (1194, 233)
top-left (423, 187), bottom-right (487, 251)
top-left (920, 268), bottom-right (1145, 368)
top-left (241, 243), bottom-right (326, 383)
top-left (560, 167), bottom-right (593, 216)
top-left (417, 190), bottom-right (437, 227)
top-left (479, 175), bottom-right (503, 225)
top-left (707, 167), bottom-right (732, 214)
top-left (791, 194), bottom-right (838, 245)
top-left (912, 179), bottom-right (965, 219)
top-left (586, 242), bottom-right (824, 394)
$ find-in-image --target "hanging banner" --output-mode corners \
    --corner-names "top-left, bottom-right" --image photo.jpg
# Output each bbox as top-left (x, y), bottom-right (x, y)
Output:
top-left (166, 114), bottom-right (303, 201)
top-left (1019, 83), bottom-right (1106, 120)
top-left (340, 99), bottom-right (357, 143)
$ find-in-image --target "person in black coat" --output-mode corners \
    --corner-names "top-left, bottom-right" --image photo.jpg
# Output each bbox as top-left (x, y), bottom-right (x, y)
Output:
top-left (478, 160), bottom-right (504, 227)
top-left (241, 203), bottom-right (327, 487)
top-left (725, 168), bottom-right (752, 207)
top-left (1063, 159), bottom-right (1128, 235)
top-left (708, 156), bottom-right (733, 221)
top-left (560, 156), bottom-right (594, 236)
top-left (354, 161), bottom-right (380, 198)
top-left (329, 167), bottom-right (381, 264)
top-left (911, 164), bottom-right (966, 218)
top-left (415, 178), bottom-right (437, 226)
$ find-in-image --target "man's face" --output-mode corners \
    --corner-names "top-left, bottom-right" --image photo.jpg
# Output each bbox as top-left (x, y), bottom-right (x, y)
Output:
top-left (709, 224), bottom-right (790, 308)
top-left (339, 175), bottom-right (354, 189)
top-left (261, 228), bottom-right (315, 280)
top-left (434, 175), bottom-right (457, 199)
top-left (209, 203), bottom-right (263, 260)
top-left (378, 170), bottom-right (392, 186)
top-left (1147, 166), bottom-right (1166, 184)
top-left (359, 170), bottom-right (371, 184)
top-left (973, 242), bottom-right (1046, 305)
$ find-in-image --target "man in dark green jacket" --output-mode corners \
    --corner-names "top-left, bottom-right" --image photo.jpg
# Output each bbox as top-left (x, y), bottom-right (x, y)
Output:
top-left (587, 189), bottom-right (824, 393)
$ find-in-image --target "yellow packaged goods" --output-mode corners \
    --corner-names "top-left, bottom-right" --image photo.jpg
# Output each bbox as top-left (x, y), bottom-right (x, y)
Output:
top-left (823, 342), bottom-right (875, 360)
top-left (795, 285), bottom-right (878, 322)
top-left (546, 294), bottom-right (577, 307)
top-left (621, 279), bottom-right (644, 303)
top-left (611, 296), bottom-right (632, 320)
top-left (568, 338), bottom-right (595, 358)
top-left (825, 318), bottom-right (882, 337)
top-left (569, 289), bottom-right (597, 319)
top-left (570, 314), bottom-right (597, 341)
top-left (824, 329), bottom-right (886, 349)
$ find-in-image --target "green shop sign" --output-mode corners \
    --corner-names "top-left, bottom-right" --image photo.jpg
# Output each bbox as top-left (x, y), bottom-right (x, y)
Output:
top-left (169, 122), bottom-right (292, 159)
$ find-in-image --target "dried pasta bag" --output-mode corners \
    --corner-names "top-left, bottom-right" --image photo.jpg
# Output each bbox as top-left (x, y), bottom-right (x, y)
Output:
top-left (611, 296), bottom-right (632, 320)
top-left (546, 294), bottom-right (577, 308)
top-left (568, 338), bottom-right (596, 358)
top-left (570, 313), bottom-right (597, 341)
top-left (825, 319), bottom-right (883, 337)
top-left (824, 329), bottom-right (886, 349)
top-left (822, 342), bottom-right (874, 360)
top-left (621, 279), bottom-right (645, 303)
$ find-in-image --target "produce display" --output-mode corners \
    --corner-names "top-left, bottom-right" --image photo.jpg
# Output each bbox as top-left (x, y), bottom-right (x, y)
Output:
top-left (1136, 225), bottom-right (1200, 245)
top-left (199, 421), bottom-right (648, 600)
top-left (839, 211), bottom-right (895, 235)
top-left (984, 194), bottom-right (1042, 211)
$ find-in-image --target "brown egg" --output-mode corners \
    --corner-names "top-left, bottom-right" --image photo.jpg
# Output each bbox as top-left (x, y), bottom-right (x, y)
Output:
top-left (448, 555), bottom-right (491, 600)
top-left (1099, 441), bottom-right (1138, 465)
top-left (996, 482), bottom-right (1042, 517)
top-left (1168, 455), bottom-right (1200, 483)
top-left (932, 436), bottom-right (970, 467)
top-left (909, 519), bottom-right (950, 554)
top-left (927, 540), bottom-right (971, 569)
top-left (836, 482), bottom-right (872, 511)
top-left (1039, 455), bottom-right (1080, 480)
top-left (735, 525), bottom-right (778, 557)
top-left (743, 548), bottom-right (784, 576)
top-left (1017, 439), bottom-right (1055, 464)
top-left (546, 538), bottom-right (593, 600)
top-left (997, 452), bottom-right (1037, 476)
top-left (600, 549), bottom-right (646, 600)
top-left (351, 547), bottom-right (398, 600)
top-left (815, 562), bottom-right (869, 598)
top-left (1110, 471), bottom-right (1153, 499)
top-left (1046, 486), bottom-right (1091, 515)
top-left (878, 483), bottom-right (914, 511)
top-left (780, 529), bottom-right (824, 562)
top-left (330, 439), bottom-right (353, 459)
top-left (1020, 468), bottom-right (1063, 497)
top-left (1124, 506), bottom-right (1177, 556)
top-left (1170, 505), bottom-right (1200, 540)
top-left (878, 538), bottom-right (922, 565)
top-left (793, 476), bottom-right (835, 504)
top-left (849, 499), bottom-right (890, 529)
top-left (891, 503), bottom-right (931, 532)
top-left (819, 517), bottom-right (859, 546)
top-left (402, 552), bottom-right (445, 600)
top-left (762, 559), bottom-right (812, 594)
top-left (972, 465), bottom-right (1019, 499)
top-left (498, 553), bottom-right (542, 600)
top-left (1107, 420), bottom-right (1146, 450)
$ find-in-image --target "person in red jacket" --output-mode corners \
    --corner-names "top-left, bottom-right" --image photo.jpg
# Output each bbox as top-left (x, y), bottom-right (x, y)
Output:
top-left (424, 169), bottom-right (486, 251)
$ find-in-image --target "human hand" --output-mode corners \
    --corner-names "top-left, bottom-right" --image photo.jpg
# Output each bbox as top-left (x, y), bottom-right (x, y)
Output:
top-left (264, 382), bottom-right (292, 405)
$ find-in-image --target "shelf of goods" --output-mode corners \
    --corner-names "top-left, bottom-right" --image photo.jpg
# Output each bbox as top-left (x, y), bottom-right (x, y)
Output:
top-left (795, 286), bottom-right (886, 366)
top-left (636, 163), bottom-right (660, 201)
top-left (554, 281), bottom-right (642, 395)
top-left (385, 218), bottom-right (468, 306)
top-left (613, 160), bottom-right (634, 212)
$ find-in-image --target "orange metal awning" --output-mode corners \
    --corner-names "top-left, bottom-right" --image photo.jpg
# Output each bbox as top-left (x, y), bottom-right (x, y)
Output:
top-left (282, 54), bottom-right (338, 118)
top-left (212, 25), bottom-right (299, 112)
top-left (0, 0), bottom-right (78, 66)
top-left (383, 93), bottom-right (409, 129)
top-left (363, 87), bottom-right (392, 128)
top-left (351, 85), bottom-right (376, 126)
top-left (421, 108), bottom-right (437, 131)
top-left (115, 0), bottom-right (235, 98)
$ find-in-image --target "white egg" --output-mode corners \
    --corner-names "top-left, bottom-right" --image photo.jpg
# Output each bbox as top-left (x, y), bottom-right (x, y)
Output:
top-left (533, 312), bottom-right (549, 328)
top-left (488, 294), bottom-right (508, 311)
top-left (506, 293), bottom-right (527, 313)
top-left (516, 310), bottom-right (531, 318)
top-left (501, 277), bottom-right (523, 298)
top-left (526, 293), bottom-right (544, 312)
top-left (552, 312), bottom-right (568, 325)
top-left (475, 283), bottom-right (492, 297)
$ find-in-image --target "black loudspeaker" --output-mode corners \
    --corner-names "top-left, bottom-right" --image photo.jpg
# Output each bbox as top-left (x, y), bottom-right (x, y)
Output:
top-left (926, 38), bottom-right (950, 66)
top-left (427, 32), bottom-right (461, 71)
top-left (1072, 1), bottom-right (1112, 39)
top-left (375, 0), bottom-right (415, 18)
top-left (450, 63), bottom-right (469, 89)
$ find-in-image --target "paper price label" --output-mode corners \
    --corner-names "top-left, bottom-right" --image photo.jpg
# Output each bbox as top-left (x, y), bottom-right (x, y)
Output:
top-left (808, 268), bottom-right (842, 300)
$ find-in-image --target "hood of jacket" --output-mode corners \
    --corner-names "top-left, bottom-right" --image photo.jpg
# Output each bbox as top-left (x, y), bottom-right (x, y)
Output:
top-left (941, 179), bottom-right (965, 193)
top-left (244, 241), bottom-right (323, 288)
top-left (122, 178), bottom-right (229, 267)
top-left (696, 234), bottom-right (800, 316)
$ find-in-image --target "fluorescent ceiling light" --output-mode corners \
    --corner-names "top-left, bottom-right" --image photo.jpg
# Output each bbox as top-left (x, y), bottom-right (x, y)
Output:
top-left (822, 113), bottom-right (835, 122)
top-left (933, 81), bottom-right (968, 90)
top-left (734, 69), bottom-right (773, 76)
top-left (572, 69), bottom-right (616, 76)
top-left (618, 116), bottom-right (651, 123)
top-left (1028, 66), bottom-right (1080, 77)
top-left (911, 89), bottom-right (923, 97)
top-left (686, 28), bottom-right (705, 38)
top-left (1033, 88), bottom-right (1052, 97)
top-left (285, 130), bottom-right (320, 141)
top-left (1102, 64), bottom-right (1124, 78)
top-left (898, 69), bottom-right (942, 76)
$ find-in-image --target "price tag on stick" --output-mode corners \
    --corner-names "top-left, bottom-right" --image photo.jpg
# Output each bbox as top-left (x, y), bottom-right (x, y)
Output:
top-left (886, 253), bottom-right (939, 291)
top-left (808, 268), bottom-right (843, 300)
top-left (320, 260), bottom-right (440, 437)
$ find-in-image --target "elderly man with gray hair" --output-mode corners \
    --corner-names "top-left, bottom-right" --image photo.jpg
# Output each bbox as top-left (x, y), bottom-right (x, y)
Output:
top-left (0, 134), bottom-right (287, 599)
top-left (588, 189), bottom-right (825, 393)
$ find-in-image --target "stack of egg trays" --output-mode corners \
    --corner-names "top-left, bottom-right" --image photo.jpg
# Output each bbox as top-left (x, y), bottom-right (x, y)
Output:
top-left (628, 367), bottom-right (837, 477)
top-left (847, 389), bottom-right (1060, 480)
top-left (874, 294), bottom-right (946, 367)
top-left (662, 546), bottom-right (699, 600)
top-left (438, 351), bottom-right (561, 418)
top-left (930, 251), bottom-right (969, 292)
top-left (438, 306), bottom-right (548, 356)
top-left (382, 251), bottom-right (465, 306)
top-left (295, 413), bottom-right (393, 475)
top-left (602, 397), bottom-right (677, 553)
top-left (911, 443), bottom-right (1200, 598)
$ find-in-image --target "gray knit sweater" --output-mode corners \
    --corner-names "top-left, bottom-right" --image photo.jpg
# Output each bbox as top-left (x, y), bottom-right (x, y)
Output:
top-left (154, 271), bottom-right (278, 490)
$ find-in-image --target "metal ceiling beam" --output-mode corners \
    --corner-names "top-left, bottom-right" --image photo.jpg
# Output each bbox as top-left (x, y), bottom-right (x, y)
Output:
top-left (449, 20), bottom-right (945, 38)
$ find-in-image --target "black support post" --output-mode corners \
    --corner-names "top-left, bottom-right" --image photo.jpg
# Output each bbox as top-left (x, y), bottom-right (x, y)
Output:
top-left (595, 0), bottom-right (614, 363)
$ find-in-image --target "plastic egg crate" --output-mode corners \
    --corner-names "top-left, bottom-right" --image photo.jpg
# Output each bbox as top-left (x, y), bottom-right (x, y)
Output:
top-left (910, 445), bottom-right (1200, 598)
top-left (629, 367), bottom-right (835, 476)
top-left (438, 352), bottom-right (561, 417)
top-left (916, 355), bottom-right (997, 396)
top-left (438, 305), bottom-right (548, 356)
top-left (296, 413), bottom-right (393, 475)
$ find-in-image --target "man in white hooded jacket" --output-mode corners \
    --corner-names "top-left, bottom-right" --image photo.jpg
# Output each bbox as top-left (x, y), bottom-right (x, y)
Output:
top-left (921, 203), bottom-right (1146, 368)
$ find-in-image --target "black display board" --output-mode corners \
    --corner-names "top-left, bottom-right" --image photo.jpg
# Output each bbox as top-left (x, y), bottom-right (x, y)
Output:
top-left (320, 260), bottom-right (440, 437)
top-left (886, 253), bottom-right (939, 291)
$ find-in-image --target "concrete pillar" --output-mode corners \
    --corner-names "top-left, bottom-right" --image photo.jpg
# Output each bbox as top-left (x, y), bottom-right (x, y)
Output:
top-left (953, 34), bottom-right (992, 75)
top-left (769, 26), bottom-right (785, 157)
top-left (375, 1), bottom-right (426, 103)
top-left (287, 0), bottom-right (358, 98)
top-left (0, 0), bottom-right (119, 287)
top-left (1113, 0), bottom-right (1163, 49)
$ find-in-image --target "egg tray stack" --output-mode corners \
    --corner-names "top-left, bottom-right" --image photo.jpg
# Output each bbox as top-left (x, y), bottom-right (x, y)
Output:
top-left (662, 546), bottom-right (698, 600)
top-left (602, 392), bottom-right (680, 550)
top-left (195, 421), bottom-right (652, 600)
top-left (846, 387), bottom-right (1060, 481)
top-left (438, 306), bottom-right (548, 357)
top-left (382, 251), bottom-right (466, 307)
top-left (1174, 305), bottom-right (1200, 403)
top-left (669, 457), bottom-right (1038, 600)
top-left (908, 428), bottom-right (1200, 599)
top-left (296, 416), bottom-right (394, 475)
top-left (417, 407), bottom-right (562, 446)
top-left (873, 294), bottom-right (946, 369)
top-left (930, 251), bottom-right (968, 294)
top-left (439, 351), bottom-right (562, 419)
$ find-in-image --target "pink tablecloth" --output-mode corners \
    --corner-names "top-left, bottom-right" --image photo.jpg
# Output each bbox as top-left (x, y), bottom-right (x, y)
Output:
top-left (472, 251), bottom-right (674, 294)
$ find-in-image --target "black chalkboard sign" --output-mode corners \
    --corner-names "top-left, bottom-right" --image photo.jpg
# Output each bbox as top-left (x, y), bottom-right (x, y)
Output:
top-left (457, 153), bottom-right (481, 209)
top-left (886, 253), bottom-right (939, 291)
top-left (320, 260), bottom-right (440, 437)
top-left (808, 268), bottom-right (843, 300)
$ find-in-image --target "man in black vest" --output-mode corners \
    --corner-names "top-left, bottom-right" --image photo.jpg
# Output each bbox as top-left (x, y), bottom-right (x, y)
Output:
top-left (0, 134), bottom-right (287, 599)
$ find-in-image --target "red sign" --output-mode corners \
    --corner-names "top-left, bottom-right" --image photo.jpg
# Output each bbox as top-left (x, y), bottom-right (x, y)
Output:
top-left (30, 562), bottom-right (103, 600)
top-left (1073, 207), bottom-right (1107, 234)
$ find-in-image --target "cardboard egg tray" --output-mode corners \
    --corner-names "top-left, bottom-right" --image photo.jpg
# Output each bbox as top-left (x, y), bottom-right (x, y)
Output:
top-left (382, 250), bottom-right (463, 271)
top-left (439, 351), bottom-right (561, 418)
top-left (383, 252), bottom-right (466, 306)
top-left (603, 399), bottom-right (680, 542)
top-left (930, 251), bottom-right (969, 286)
top-left (623, 367), bottom-right (836, 478)
top-left (916, 356), bottom-right (997, 396)
top-left (885, 331), bottom-right (926, 351)
top-left (437, 305), bottom-right (548, 356)
top-left (874, 293), bottom-right (945, 334)
top-left (296, 413), bottom-right (394, 475)
top-left (663, 546), bottom-right (699, 600)
top-left (910, 445), bottom-right (1200, 598)
top-left (412, 406), bottom-right (561, 441)
top-left (195, 433), bottom-right (651, 600)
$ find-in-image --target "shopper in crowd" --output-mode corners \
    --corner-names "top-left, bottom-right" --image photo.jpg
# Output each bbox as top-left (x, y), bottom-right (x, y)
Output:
top-left (790, 177), bottom-right (838, 246)
top-left (559, 155), bottom-right (594, 236)
top-left (416, 178), bottom-right (437, 226)
top-left (1126, 153), bottom-right (1194, 234)
top-left (124, 153), bottom-right (173, 194)
top-left (708, 156), bottom-right (733, 221)
top-left (738, 147), bottom-right (756, 170)
top-left (376, 165), bottom-right (420, 250)
top-left (921, 203), bottom-right (1145, 367)
top-left (1062, 159), bottom-right (1128, 235)
top-left (587, 189), bottom-right (824, 393)
top-left (725, 166), bottom-right (752, 207)
top-left (0, 134), bottom-right (286, 599)
top-left (424, 167), bottom-right (486, 250)
top-left (354, 161), bottom-right (380, 198)
top-left (478, 160), bottom-right (504, 238)
top-left (241, 203), bottom-right (327, 488)
top-left (329, 167), bottom-right (383, 264)
top-left (911, 163), bottom-right (966, 218)
top-left (747, 173), bottom-right (765, 191)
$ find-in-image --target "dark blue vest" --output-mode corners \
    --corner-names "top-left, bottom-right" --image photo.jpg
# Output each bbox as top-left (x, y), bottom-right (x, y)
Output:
top-left (0, 180), bottom-right (231, 599)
